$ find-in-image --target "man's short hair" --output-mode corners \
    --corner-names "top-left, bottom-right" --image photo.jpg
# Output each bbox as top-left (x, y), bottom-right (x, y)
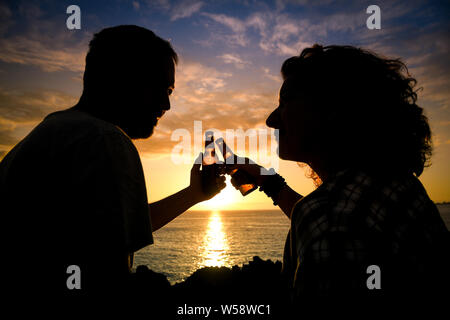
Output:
top-left (82, 25), bottom-right (178, 97)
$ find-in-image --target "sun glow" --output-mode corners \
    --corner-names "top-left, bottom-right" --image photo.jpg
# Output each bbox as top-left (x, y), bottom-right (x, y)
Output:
top-left (199, 175), bottom-right (240, 210)
top-left (200, 211), bottom-right (230, 267)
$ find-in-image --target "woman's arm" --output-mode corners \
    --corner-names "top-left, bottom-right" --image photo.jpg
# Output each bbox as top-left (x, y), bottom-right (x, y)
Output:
top-left (149, 186), bottom-right (202, 232)
top-left (226, 157), bottom-right (302, 219)
top-left (275, 184), bottom-right (303, 219)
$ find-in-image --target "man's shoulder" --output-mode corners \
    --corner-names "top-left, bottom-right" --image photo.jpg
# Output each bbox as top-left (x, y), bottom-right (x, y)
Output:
top-left (37, 109), bottom-right (138, 151)
top-left (2, 109), bottom-right (135, 166)
top-left (43, 109), bottom-right (121, 137)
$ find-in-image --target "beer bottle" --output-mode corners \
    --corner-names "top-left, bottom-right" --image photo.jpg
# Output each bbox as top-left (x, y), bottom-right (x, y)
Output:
top-left (201, 131), bottom-right (219, 196)
top-left (215, 137), bottom-right (257, 196)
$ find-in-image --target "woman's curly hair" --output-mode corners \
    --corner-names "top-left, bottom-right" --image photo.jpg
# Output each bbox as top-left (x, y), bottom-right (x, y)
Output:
top-left (281, 44), bottom-right (432, 179)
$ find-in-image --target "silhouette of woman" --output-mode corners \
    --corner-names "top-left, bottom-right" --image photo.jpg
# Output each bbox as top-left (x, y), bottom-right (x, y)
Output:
top-left (226, 44), bottom-right (449, 311)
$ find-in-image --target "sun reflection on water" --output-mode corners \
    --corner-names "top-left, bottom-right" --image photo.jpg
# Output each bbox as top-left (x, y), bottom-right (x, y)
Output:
top-left (200, 211), bottom-right (230, 267)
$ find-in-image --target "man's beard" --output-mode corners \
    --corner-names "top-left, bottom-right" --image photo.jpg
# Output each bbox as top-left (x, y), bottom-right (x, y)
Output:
top-left (119, 120), bottom-right (156, 139)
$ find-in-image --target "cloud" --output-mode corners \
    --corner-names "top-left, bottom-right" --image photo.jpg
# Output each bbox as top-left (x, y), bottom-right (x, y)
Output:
top-left (134, 87), bottom-right (277, 156)
top-left (275, 0), bottom-right (335, 11)
top-left (131, 60), bottom-right (278, 156)
top-left (262, 67), bottom-right (281, 82)
top-left (272, 20), bottom-right (300, 42)
top-left (1, 0), bottom-right (447, 168)
top-left (202, 13), bottom-right (246, 33)
top-left (246, 13), bottom-right (267, 35)
top-left (176, 60), bottom-right (232, 91)
top-left (201, 12), bottom-right (258, 48)
top-left (368, 28), bottom-right (450, 114)
top-left (201, 2), bottom-right (422, 56)
top-left (0, 2), bottom-right (13, 34)
top-left (0, 35), bottom-right (86, 72)
top-left (432, 133), bottom-right (450, 148)
top-left (218, 53), bottom-right (250, 69)
top-left (171, 1), bottom-right (204, 21)
top-left (0, 89), bottom-right (75, 124)
top-left (202, 11), bottom-right (315, 55)
top-left (0, 88), bottom-right (77, 158)
top-left (0, 2), bottom-right (88, 73)
top-left (0, 124), bottom-right (19, 147)
top-left (146, 0), bottom-right (171, 11)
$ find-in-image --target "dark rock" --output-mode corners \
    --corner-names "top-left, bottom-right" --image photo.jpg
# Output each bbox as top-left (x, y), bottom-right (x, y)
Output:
top-left (129, 256), bottom-right (292, 318)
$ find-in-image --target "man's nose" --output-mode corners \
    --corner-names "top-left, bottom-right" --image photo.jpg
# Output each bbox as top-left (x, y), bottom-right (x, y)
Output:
top-left (266, 107), bottom-right (281, 129)
top-left (161, 95), bottom-right (171, 111)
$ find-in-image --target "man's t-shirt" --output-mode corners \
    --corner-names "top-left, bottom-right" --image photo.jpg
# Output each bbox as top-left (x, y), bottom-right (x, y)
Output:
top-left (0, 108), bottom-right (153, 294)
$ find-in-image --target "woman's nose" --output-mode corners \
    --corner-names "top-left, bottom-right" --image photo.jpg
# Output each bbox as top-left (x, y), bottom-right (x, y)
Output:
top-left (266, 107), bottom-right (281, 129)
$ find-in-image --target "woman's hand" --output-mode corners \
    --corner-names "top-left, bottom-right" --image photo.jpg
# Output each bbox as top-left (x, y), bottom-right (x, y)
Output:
top-left (189, 153), bottom-right (226, 202)
top-left (224, 155), bottom-right (275, 188)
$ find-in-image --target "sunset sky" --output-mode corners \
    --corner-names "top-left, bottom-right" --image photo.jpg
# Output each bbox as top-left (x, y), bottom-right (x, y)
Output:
top-left (0, 0), bottom-right (449, 210)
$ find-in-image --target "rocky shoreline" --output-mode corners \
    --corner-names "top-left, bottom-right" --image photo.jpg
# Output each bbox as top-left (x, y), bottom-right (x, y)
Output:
top-left (128, 256), bottom-right (292, 318)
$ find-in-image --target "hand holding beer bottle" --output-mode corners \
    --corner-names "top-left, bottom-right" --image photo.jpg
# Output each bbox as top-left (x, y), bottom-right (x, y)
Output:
top-left (201, 131), bottom-right (223, 198)
top-left (215, 137), bottom-right (295, 212)
top-left (215, 137), bottom-right (258, 196)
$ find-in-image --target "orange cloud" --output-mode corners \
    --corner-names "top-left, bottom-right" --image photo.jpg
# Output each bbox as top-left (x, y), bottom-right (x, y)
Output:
top-left (0, 89), bottom-right (77, 158)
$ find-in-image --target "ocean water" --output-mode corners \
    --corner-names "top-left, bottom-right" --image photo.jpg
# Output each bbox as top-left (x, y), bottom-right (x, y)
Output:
top-left (134, 210), bottom-right (290, 284)
top-left (134, 205), bottom-right (450, 284)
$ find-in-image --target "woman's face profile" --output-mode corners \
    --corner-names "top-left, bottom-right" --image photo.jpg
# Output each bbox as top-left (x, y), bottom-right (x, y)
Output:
top-left (267, 79), bottom-right (318, 163)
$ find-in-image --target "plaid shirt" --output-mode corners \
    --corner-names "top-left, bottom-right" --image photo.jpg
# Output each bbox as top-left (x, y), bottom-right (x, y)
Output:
top-left (282, 168), bottom-right (449, 302)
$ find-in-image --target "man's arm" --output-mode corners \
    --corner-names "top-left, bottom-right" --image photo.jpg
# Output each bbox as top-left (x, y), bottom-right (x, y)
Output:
top-left (149, 186), bottom-right (201, 232)
top-left (149, 155), bottom-right (225, 232)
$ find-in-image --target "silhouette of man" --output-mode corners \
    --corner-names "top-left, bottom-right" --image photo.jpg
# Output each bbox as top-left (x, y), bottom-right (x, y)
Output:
top-left (0, 25), bottom-right (225, 299)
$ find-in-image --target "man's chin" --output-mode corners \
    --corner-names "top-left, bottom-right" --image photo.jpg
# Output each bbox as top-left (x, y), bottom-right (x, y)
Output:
top-left (140, 127), bottom-right (155, 139)
top-left (128, 126), bottom-right (155, 140)
top-left (277, 145), bottom-right (287, 160)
